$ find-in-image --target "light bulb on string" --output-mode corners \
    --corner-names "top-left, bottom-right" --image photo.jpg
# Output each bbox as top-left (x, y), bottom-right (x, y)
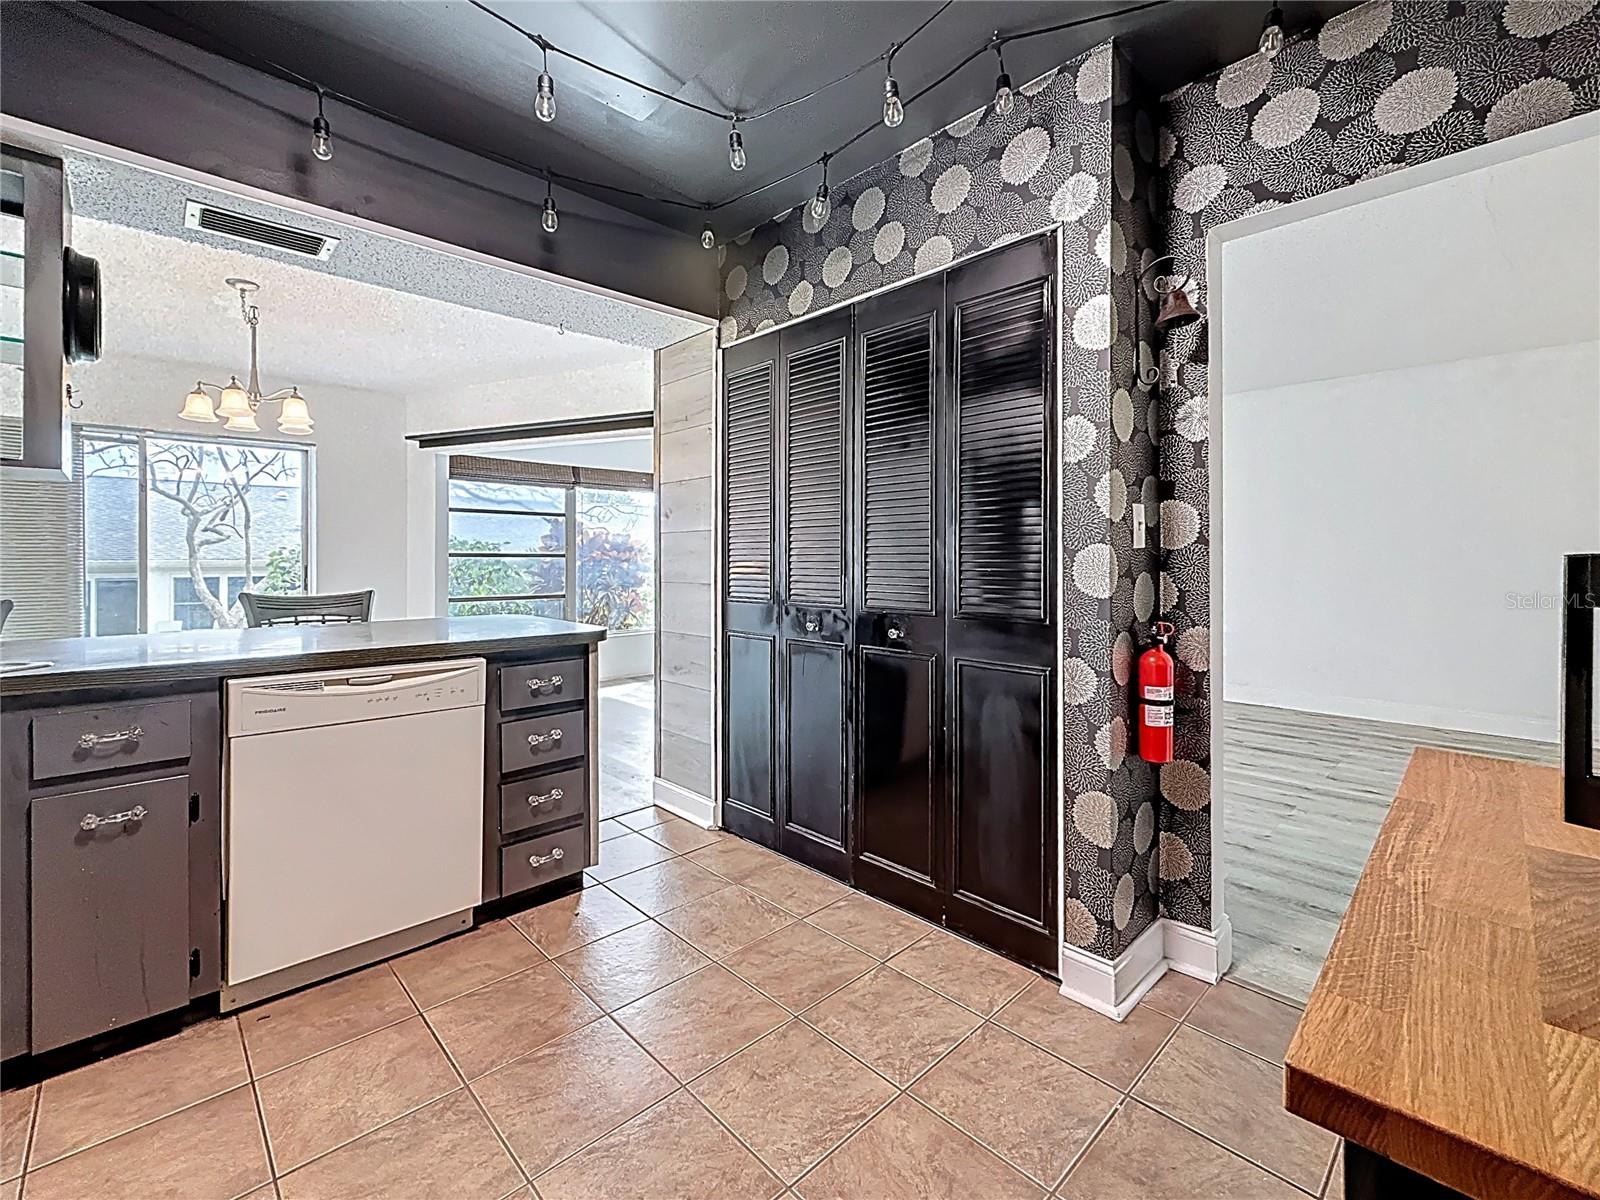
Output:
top-left (728, 122), bottom-right (747, 172)
top-left (541, 180), bottom-right (559, 234)
top-left (810, 156), bottom-right (831, 225)
top-left (992, 38), bottom-right (1013, 116)
top-left (534, 38), bottom-right (556, 122)
top-left (700, 224), bottom-right (716, 250)
top-left (311, 90), bottom-right (333, 162)
top-left (882, 74), bottom-right (904, 128)
top-left (1258, 4), bottom-right (1286, 57)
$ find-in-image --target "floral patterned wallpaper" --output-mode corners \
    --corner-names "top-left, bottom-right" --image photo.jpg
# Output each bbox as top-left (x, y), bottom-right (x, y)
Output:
top-left (1153, 0), bottom-right (1600, 931)
top-left (716, 0), bottom-right (1600, 965)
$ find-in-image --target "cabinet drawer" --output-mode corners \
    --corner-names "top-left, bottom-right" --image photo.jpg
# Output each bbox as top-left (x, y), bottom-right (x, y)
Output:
top-left (501, 766), bottom-right (587, 839)
top-left (500, 826), bottom-right (585, 895)
top-left (32, 699), bottom-right (192, 781)
top-left (500, 657), bottom-right (586, 713)
top-left (501, 710), bottom-right (585, 775)
top-left (30, 776), bottom-right (192, 1052)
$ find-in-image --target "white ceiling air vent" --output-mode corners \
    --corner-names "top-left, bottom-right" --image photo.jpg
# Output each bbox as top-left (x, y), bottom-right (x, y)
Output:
top-left (183, 200), bottom-right (341, 261)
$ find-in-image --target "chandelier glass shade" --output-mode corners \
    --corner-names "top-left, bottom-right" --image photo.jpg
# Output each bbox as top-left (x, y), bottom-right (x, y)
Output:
top-left (179, 279), bottom-right (314, 436)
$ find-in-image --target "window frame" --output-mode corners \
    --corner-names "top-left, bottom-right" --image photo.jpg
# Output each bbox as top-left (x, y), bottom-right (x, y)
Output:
top-left (79, 425), bottom-right (313, 635)
top-left (445, 480), bottom-right (573, 615)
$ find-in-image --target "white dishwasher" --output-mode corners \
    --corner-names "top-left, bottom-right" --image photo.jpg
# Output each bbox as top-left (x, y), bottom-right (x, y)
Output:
top-left (223, 657), bottom-right (485, 1009)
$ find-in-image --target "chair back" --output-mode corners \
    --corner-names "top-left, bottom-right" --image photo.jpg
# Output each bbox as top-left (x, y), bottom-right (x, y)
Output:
top-left (238, 589), bottom-right (373, 628)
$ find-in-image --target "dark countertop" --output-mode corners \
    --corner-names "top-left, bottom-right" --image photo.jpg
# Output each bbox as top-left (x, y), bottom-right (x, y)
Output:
top-left (0, 616), bottom-right (606, 696)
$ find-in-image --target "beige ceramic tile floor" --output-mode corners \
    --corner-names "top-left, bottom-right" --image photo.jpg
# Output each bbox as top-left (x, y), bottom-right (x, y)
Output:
top-left (0, 687), bottom-right (1343, 1197)
top-left (0, 804), bottom-right (1342, 1200)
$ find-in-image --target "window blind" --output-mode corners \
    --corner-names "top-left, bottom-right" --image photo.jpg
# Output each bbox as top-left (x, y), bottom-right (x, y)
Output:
top-left (447, 454), bottom-right (652, 493)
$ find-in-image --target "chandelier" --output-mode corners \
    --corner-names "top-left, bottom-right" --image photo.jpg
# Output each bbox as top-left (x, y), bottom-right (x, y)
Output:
top-left (178, 278), bottom-right (313, 435)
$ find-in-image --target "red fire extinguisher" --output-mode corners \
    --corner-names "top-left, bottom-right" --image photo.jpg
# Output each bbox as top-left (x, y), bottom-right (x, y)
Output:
top-left (1138, 621), bottom-right (1176, 763)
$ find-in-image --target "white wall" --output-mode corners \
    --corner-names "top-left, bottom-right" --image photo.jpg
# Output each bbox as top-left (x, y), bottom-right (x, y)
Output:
top-left (1220, 127), bottom-right (1600, 742)
top-left (70, 354), bottom-right (412, 619)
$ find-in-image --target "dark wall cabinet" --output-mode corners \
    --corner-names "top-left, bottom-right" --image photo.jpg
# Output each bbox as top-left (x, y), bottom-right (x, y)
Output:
top-left (721, 234), bottom-right (1059, 971)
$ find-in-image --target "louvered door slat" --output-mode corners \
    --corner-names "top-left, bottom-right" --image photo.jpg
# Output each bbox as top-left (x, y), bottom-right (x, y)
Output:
top-left (726, 362), bottom-right (774, 603)
top-left (860, 314), bottom-right (934, 612)
top-left (785, 340), bottom-right (845, 607)
top-left (956, 278), bottom-right (1048, 620)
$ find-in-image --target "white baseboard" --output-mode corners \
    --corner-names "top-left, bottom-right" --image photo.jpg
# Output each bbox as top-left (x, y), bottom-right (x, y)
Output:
top-left (1163, 915), bottom-right (1232, 984)
top-left (1224, 686), bottom-right (1558, 744)
top-left (1058, 916), bottom-right (1232, 1020)
top-left (651, 777), bottom-right (715, 828)
top-left (1059, 919), bottom-right (1166, 1021)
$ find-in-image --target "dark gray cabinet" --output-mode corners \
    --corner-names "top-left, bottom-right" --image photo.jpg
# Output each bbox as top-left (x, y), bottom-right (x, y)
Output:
top-left (1, 687), bottom-right (220, 1061)
top-left (29, 776), bottom-right (192, 1052)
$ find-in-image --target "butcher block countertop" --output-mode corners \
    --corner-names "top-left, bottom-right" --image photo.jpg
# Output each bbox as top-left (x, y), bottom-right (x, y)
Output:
top-left (1284, 749), bottom-right (1600, 1199)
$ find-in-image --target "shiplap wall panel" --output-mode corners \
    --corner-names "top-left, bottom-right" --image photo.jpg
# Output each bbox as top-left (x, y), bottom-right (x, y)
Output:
top-left (654, 330), bottom-right (717, 801)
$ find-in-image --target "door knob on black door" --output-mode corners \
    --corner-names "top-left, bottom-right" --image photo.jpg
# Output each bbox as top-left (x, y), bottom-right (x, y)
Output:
top-left (803, 616), bottom-right (821, 633)
top-left (885, 620), bottom-right (906, 642)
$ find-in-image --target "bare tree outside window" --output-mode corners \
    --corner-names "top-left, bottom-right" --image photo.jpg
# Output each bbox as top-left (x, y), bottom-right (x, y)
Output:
top-left (83, 432), bottom-right (308, 633)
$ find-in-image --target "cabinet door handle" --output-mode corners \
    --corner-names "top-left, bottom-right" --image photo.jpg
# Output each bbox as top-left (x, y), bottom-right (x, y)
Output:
top-left (886, 623), bottom-right (906, 641)
top-left (527, 729), bottom-right (564, 747)
top-left (526, 674), bottom-right (564, 691)
top-left (528, 787), bottom-right (565, 807)
top-left (77, 726), bottom-right (144, 750)
top-left (80, 804), bottom-right (148, 832)
top-left (803, 618), bottom-right (820, 633)
top-left (528, 846), bottom-right (566, 867)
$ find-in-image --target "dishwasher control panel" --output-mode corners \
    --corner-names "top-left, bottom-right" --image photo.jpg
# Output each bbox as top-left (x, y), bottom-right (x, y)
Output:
top-left (226, 658), bottom-right (486, 736)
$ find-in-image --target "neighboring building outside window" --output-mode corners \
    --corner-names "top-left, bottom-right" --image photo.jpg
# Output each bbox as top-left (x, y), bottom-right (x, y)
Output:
top-left (81, 429), bottom-right (309, 635)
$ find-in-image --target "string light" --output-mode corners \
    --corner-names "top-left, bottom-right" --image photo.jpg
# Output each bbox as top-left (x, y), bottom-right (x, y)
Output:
top-left (1259, 4), bottom-right (1285, 57)
top-left (310, 89), bottom-right (333, 161)
top-left (541, 179), bottom-right (559, 233)
top-left (992, 38), bottom-right (1014, 115)
top-left (534, 38), bottom-right (556, 122)
top-left (882, 71), bottom-right (904, 128)
top-left (728, 121), bottom-right (747, 171)
top-left (700, 223), bottom-right (716, 249)
top-left (810, 155), bottom-right (831, 224)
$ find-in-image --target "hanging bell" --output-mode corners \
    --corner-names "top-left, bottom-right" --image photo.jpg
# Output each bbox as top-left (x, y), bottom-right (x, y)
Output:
top-left (1154, 284), bottom-right (1203, 330)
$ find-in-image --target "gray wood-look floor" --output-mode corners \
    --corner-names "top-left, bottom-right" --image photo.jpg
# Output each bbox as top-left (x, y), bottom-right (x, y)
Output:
top-left (1220, 701), bottom-right (1559, 1003)
top-left (599, 678), bottom-right (656, 819)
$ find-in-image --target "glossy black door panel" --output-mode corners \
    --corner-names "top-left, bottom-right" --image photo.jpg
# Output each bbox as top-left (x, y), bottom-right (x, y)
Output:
top-left (784, 640), bottom-right (846, 851)
top-left (951, 660), bottom-right (1051, 936)
top-left (857, 647), bottom-right (937, 887)
top-left (724, 633), bottom-right (776, 834)
top-left (776, 309), bottom-right (852, 877)
top-left (942, 236), bottom-right (1058, 970)
top-left (722, 334), bottom-right (780, 848)
top-left (852, 276), bottom-right (944, 921)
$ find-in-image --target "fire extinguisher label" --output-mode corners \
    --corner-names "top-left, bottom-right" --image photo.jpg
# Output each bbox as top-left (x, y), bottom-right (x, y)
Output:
top-left (1142, 685), bottom-right (1174, 702)
top-left (1143, 705), bottom-right (1173, 727)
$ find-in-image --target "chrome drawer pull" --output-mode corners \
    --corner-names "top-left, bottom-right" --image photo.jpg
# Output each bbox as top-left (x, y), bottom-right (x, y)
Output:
top-left (527, 729), bottom-right (564, 747)
top-left (526, 674), bottom-right (564, 691)
top-left (528, 787), bottom-right (565, 807)
top-left (80, 805), bottom-right (148, 832)
top-left (77, 726), bottom-right (144, 750)
top-left (528, 846), bottom-right (566, 867)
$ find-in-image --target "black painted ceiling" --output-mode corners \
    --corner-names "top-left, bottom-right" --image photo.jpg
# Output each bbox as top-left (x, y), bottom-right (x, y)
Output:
top-left (106, 0), bottom-right (1358, 237)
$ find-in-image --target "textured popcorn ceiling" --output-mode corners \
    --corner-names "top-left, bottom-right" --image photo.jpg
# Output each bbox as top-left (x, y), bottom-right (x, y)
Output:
top-left (65, 153), bottom-right (709, 352)
top-left (70, 214), bottom-right (669, 395)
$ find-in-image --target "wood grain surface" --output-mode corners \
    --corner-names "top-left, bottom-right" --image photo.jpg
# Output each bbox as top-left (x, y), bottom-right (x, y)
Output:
top-left (1284, 749), bottom-right (1600, 1199)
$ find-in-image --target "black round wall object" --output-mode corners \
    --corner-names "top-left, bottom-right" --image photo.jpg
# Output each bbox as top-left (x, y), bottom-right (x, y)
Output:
top-left (62, 246), bottom-right (102, 363)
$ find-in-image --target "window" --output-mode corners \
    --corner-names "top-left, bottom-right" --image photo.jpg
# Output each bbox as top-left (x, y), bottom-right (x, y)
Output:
top-left (445, 459), bottom-right (654, 630)
top-left (81, 429), bottom-right (309, 634)
top-left (576, 487), bottom-right (654, 630)
top-left (447, 479), bottom-right (568, 617)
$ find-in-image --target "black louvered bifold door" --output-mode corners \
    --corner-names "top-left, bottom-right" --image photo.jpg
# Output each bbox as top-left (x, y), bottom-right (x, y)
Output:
top-left (851, 276), bottom-right (945, 924)
top-left (722, 341), bottom-right (779, 843)
top-left (774, 311), bottom-right (852, 878)
top-left (943, 236), bottom-right (1057, 971)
